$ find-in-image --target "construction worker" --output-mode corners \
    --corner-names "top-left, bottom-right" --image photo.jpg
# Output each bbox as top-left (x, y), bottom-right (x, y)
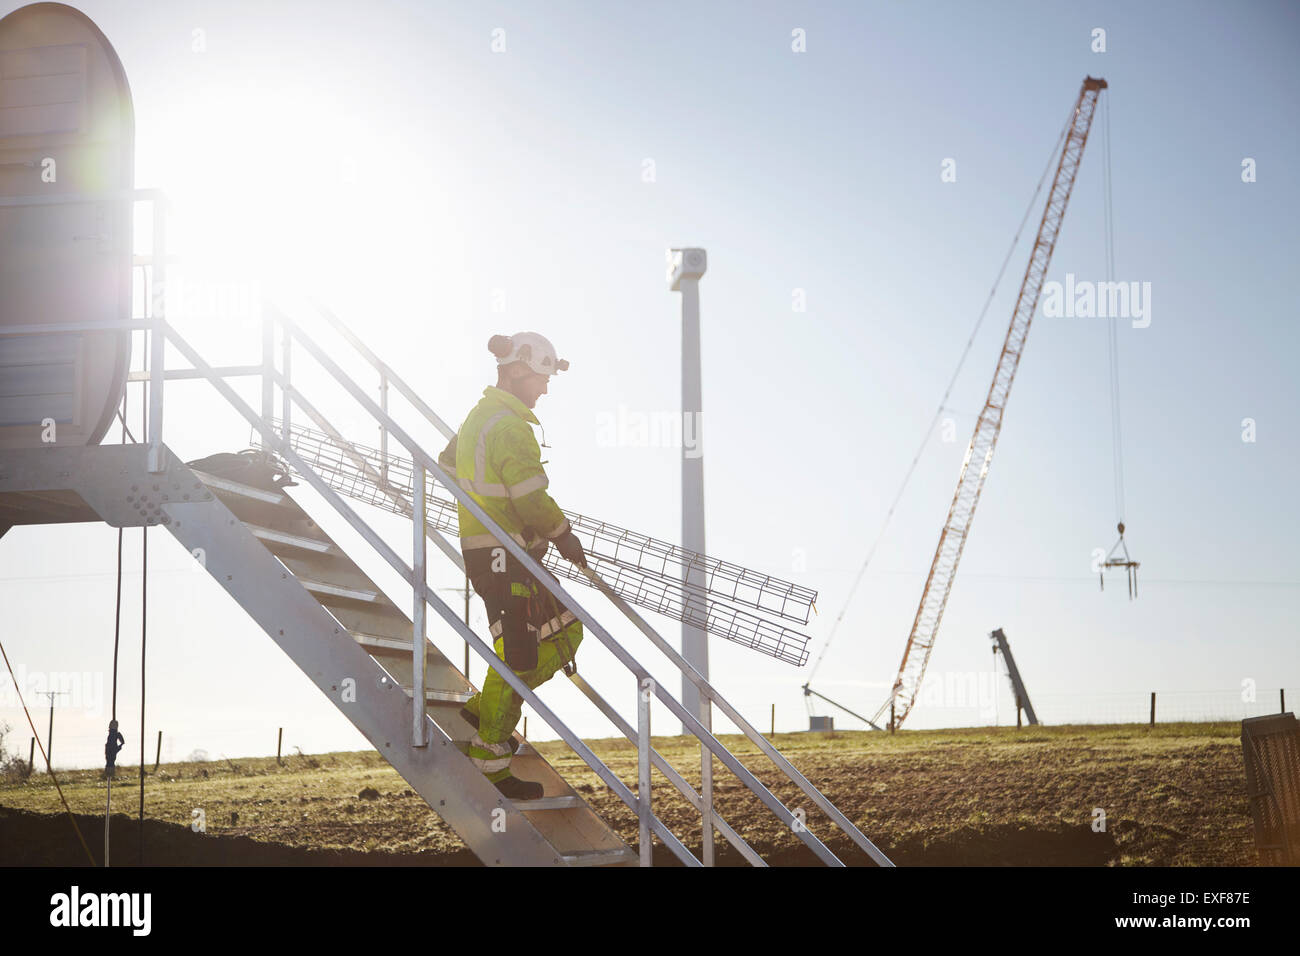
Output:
top-left (438, 332), bottom-right (588, 801)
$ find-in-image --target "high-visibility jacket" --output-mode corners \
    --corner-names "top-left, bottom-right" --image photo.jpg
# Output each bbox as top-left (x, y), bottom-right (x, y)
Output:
top-left (437, 386), bottom-right (570, 553)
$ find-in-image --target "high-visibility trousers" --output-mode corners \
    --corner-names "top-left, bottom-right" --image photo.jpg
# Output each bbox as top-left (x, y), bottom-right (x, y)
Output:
top-left (462, 546), bottom-right (582, 780)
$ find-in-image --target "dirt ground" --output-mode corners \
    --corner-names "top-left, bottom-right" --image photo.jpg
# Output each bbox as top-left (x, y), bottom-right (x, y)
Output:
top-left (0, 722), bottom-right (1258, 866)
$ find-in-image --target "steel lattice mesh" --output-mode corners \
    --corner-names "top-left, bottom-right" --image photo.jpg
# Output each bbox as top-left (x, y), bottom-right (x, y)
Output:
top-left (257, 420), bottom-right (813, 666)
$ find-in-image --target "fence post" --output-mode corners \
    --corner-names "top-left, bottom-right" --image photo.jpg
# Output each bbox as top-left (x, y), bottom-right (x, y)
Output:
top-left (1149, 692), bottom-right (1156, 727)
top-left (1282, 688), bottom-right (1287, 713)
top-left (890, 701), bottom-right (896, 735)
top-left (28, 737), bottom-right (35, 774)
top-left (154, 731), bottom-right (162, 772)
top-left (770, 704), bottom-right (775, 738)
top-left (277, 728), bottom-right (283, 765)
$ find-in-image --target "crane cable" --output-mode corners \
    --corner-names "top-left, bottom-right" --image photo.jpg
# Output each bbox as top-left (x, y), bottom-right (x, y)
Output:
top-left (1102, 94), bottom-right (1126, 524)
top-left (138, 329), bottom-right (150, 866)
top-left (103, 384), bottom-right (129, 866)
top-left (105, 326), bottom-right (152, 867)
top-left (806, 103), bottom-right (1076, 684)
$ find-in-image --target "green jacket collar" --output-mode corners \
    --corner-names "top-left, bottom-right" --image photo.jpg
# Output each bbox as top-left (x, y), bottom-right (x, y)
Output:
top-left (483, 386), bottom-right (539, 425)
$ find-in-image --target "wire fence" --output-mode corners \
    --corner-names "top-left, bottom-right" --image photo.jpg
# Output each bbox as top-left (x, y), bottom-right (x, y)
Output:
top-left (0, 725), bottom-right (368, 775)
top-left (1027, 688), bottom-right (1296, 727)
top-left (877, 685), bottom-right (1300, 731)
top-left (4, 687), bottom-right (1296, 774)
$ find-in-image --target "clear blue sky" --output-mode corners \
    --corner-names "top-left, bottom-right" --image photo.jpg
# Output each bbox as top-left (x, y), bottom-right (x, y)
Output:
top-left (2, 0), bottom-right (1297, 768)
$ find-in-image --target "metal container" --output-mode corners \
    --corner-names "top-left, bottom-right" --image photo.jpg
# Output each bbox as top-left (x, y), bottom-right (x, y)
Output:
top-left (0, 2), bottom-right (134, 449)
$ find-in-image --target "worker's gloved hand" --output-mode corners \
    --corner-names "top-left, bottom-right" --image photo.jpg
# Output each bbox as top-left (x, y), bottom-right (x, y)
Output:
top-left (553, 530), bottom-right (587, 568)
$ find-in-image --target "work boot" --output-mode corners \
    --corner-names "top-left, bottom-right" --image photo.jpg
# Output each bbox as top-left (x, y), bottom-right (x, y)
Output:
top-left (493, 774), bottom-right (544, 801)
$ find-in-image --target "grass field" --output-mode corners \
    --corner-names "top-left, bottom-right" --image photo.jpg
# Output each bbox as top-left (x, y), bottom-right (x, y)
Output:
top-left (0, 722), bottom-right (1257, 866)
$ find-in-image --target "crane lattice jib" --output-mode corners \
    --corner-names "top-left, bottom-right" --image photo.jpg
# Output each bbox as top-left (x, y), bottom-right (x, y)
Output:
top-left (874, 77), bottom-right (1107, 729)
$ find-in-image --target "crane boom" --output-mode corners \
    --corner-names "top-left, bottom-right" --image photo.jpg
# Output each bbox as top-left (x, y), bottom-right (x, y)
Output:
top-left (873, 76), bottom-right (1107, 729)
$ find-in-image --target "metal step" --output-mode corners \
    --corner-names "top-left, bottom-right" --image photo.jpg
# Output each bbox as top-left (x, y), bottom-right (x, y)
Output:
top-left (299, 577), bottom-right (383, 603)
top-left (191, 470), bottom-right (287, 505)
top-left (561, 848), bottom-right (639, 867)
top-left (414, 688), bottom-right (474, 703)
top-left (351, 629), bottom-right (419, 653)
top-left (246, 523), bottom-right (337, 554)
top-left (515, 796), bottom-right (584, 811)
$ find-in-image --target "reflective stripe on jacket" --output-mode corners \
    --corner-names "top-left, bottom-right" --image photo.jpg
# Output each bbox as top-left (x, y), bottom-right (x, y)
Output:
top-left (438, 386), bottom-right (569, 552)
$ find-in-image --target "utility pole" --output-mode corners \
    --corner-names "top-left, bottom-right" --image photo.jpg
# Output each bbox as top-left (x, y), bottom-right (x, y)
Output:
top-left (41, 690), bottom-right (69, 772)
top-left (668, 247), bottom-right (712, 864)
top-left (668, 247), bottom-right (709, 726)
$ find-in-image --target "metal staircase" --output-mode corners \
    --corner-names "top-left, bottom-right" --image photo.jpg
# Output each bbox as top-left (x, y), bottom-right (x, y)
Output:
top-left (0, 277), bottom-right (895, 866)
top-left (2, 441), bottom-right (630, 864)
top-left (187, 457), bottom-right (637, 866)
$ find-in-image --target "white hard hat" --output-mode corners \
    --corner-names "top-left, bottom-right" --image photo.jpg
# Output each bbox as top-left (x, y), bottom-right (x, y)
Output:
top-left (489, 332), bottom-right (570, 376)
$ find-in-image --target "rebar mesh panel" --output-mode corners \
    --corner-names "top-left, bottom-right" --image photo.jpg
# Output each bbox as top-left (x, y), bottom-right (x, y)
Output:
top-left (275, 417), bottom-right (813, 619)
top-left (261, 420), bottom-right (812, 666)
top-left (267, 420), bottom-right (814, 624)
top-left (549, 553), bottom-right (810, 666)
top-left (565, 514), bottom-right (816, 624)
